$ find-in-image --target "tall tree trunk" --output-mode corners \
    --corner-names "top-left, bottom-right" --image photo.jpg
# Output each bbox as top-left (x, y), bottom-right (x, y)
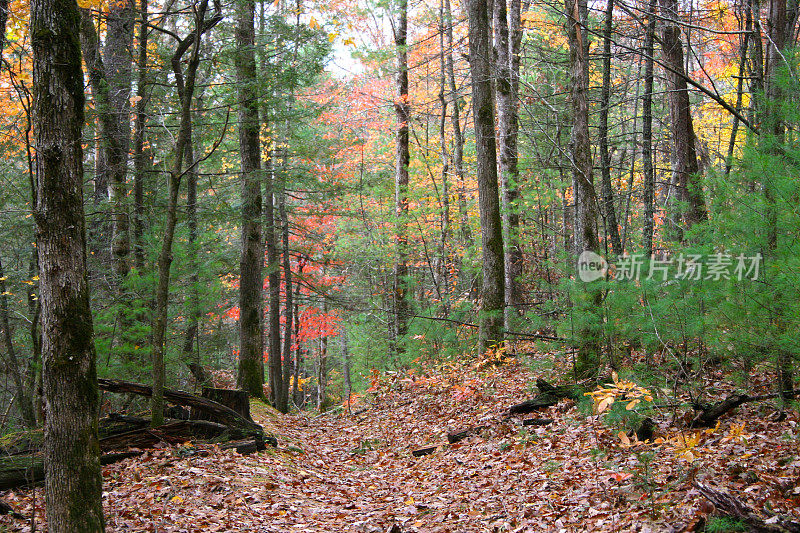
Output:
top-left (133, 0), bottom-right (148, 271)
top-left (78, 7), bottom-right (132, 280)
top-left (235, 0), bottom-right (265, 400)
top-left (438, 0), bottom-right (451, 309)
top-left (393, 0), bottom-right (411, 356)
top-left (598, 0), bottom-right (622, 256)
top-left (566, 0), bottom-right (601, 375)
top-left (105, 0), bottom-right (134, 278)
top-left (31, 0), bottom-right (105, 525)
top-left (468, 0), bottom-right (505, 352)
top-left (150, 0), bottom-right (221, 426)
top-left (494, 0), bottom-right (523, 324)
top-left (444, 0), bottom-right (472, 247)
top-left (181, 108), bottom-right (206, 389)
top-left (264, 149), bottom-right (282, 409)
top-left (341, 327), bottom-right (351, 412)
top-left (279, 185), bottom-right (293, 412)
top-left (660, 0), bottom-right (708, 238)
top-left (292, 260), bottom-right (303, 406)
top-left (642, 0), bottom-right (657, 257)
top-left (763, 0), bottom-right (796, 399)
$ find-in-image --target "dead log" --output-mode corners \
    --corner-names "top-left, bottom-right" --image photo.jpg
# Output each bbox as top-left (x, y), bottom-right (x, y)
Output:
top-left (522, 418), bottom-right (553, 427)
top-left (690, 389), bottom-right (800, 428)
top-left (694, 481), bottom-right (800, 532)
top-left (508, 379), bottom-right (583, 415)
top-left (191, 388), bottom-right (252, 423)
top-left (0, 451), bottom-right (141, 490)
top-left (447, 426), bottom-right (487, 444)
top-left (97, 378), bottom-right (262, 434)
top-left (411, 446), bottom-right (438, 457)
top-left (220, 439), bottom-right (267, 455)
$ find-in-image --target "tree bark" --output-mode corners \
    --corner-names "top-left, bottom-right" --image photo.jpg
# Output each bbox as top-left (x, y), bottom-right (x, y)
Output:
top-left (264, 149), bottom-right (283, 410)
top-left (642, 0), bottom-right (656, 257)
top-left (31, 0), bottom-right (105, 525)
top-left (468, 0), bottom-right (505, 353)
top-left (598, 0), bottom-right (622, 256)
top-left (235, 0), bottom-right (265, 400)
top-left (133, 0), bottom-right (148, 271)
top-left (566, 0), bottom-right (602, 375)
top-left (494, 0), bottom-right (523, 322)
top-left (393, 0), bottom-right (411, 357)
top-left (659, 0), bottom-right (708, 238)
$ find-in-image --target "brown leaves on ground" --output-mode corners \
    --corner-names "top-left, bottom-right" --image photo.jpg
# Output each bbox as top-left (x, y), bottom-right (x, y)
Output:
top-left (1, 354), bottom-right (799, 532)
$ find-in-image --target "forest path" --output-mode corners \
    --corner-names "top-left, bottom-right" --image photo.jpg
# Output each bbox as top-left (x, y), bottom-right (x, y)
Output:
top-left (3, 356), bottom-right (798, 532)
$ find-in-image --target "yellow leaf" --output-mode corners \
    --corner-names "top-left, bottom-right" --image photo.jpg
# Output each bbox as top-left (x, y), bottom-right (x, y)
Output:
top-left (328, 32), bottom-right (338, 43)
top-left (31, 276), bottom-right (39, 281)
top-left (405, 496), bottom-right (414, 505)
top-left (309, 16), bottom-right (319, 30)
top-left (170, 496), bottom-right (183, 503)
top-left (618, 431), bottom-right (630, 446)
top-left (611, 371), bottom-right (619, 384)
top-left (597, 396), bottom-right (614, 413)
top-left (626, 399), bottom-right (640, 410)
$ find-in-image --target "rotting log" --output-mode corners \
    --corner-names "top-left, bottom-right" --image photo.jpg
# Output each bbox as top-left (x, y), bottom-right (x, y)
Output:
top-left (522, 418), bottom-right (553, 427)
top-left (411, 446), bottom-right (438, 457)
top-left (447, 426), bottom-right (487, 444)
top-left (220, 439), bottom-right (267, 455)
top-left (508, 379), bottom-right (582, 415)
top-left (98, 378), bottom-right (262, 434)
top-left (689, 389), bottom-right (800, 428)
top-left (0, 451), bottom-right (141, 490)
top-left (191, 387), bottom-right (252, 423)
top-left (694, 481), bottom-right (800, 532)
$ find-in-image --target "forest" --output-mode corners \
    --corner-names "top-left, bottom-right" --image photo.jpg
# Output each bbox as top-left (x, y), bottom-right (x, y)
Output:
top-left (0, 0), bottom-right (799, 528)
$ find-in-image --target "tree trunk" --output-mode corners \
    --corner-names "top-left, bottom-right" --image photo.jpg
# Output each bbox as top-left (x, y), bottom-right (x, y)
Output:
top-left (105, 0), bottom-right (134, 278)
top-left (566, 0), bottom-right (602, 375)
top-left (394, 0), bottom-right (411, 357)
top-left (133, 0), bottom-right (148, 271)
top-left (444, 0), bottom-right (472, 247)
top-left (264, 150), bottom-right (282, 410)
top-left (660, 0), bottom-right (708, 238)
top-left (494, 0), bottom-right (523, 323)
top-left (598, 0), bottom-right (622, 256)
top-left (235, 0), bottom-right (265, 400)
top-left (468, 0), bottom-right (505, 353)
top-left (78, 7), bottom-right (132, 280)
top-left (31, 0), bottom-right (105, 525)
top-left (642, 0), bottom-right (656, 257)
top-left (438, 0), bottom-right (451, 310)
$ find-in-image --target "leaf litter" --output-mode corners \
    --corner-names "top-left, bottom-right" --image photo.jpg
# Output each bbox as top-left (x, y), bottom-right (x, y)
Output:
top-left (1, 352), bottom-right (798, 532)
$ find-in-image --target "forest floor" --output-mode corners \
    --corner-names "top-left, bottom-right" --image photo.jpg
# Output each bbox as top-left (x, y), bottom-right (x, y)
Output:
top-left (2, 351), bottom-right (799, 532)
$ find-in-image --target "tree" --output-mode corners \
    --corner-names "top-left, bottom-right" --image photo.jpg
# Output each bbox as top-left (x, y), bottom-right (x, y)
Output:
top-left (31, 0), bottom-right (105, 526)
top-left (468, 0), bottom-right (505, 353)
top-left (150, 0), bottom-right (221, 426)
top-left (393, 0), bottom-right (411, 356)
top-left (566, 0), bottom-right (601, 375)
top-left (659, 0), bottom-right (707, 237)
top-left (494, 0), bottom-right (523, 323)
top-left (236, 0), bottom-right (265, 399)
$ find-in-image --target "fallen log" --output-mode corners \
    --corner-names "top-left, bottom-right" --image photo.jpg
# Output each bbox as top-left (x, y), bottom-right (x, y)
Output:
top-left (97, 378), bottom-right (262, 434)
top-left (191, 387), bottom-right (252, 424)
top-left (0, 451), bottom-right (141, 490)
top-left (522, 418), bottom-right (553, 427)
top-left (694, 481), bottom-right (800, 532)
top-left (411, 446), bottom-right (438, 457)
top-left (689, 389), bottom-right (800, 428)
top-left (220, 439), bottom-right (267, 455)
top-left (447, 426), bottom-right (487, 444)
top-left (508, 379), bottom-right (582, 415)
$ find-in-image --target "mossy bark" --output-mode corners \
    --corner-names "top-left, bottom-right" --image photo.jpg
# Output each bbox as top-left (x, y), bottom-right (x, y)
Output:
top-left (31, 0), bottom-right (105, 527)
